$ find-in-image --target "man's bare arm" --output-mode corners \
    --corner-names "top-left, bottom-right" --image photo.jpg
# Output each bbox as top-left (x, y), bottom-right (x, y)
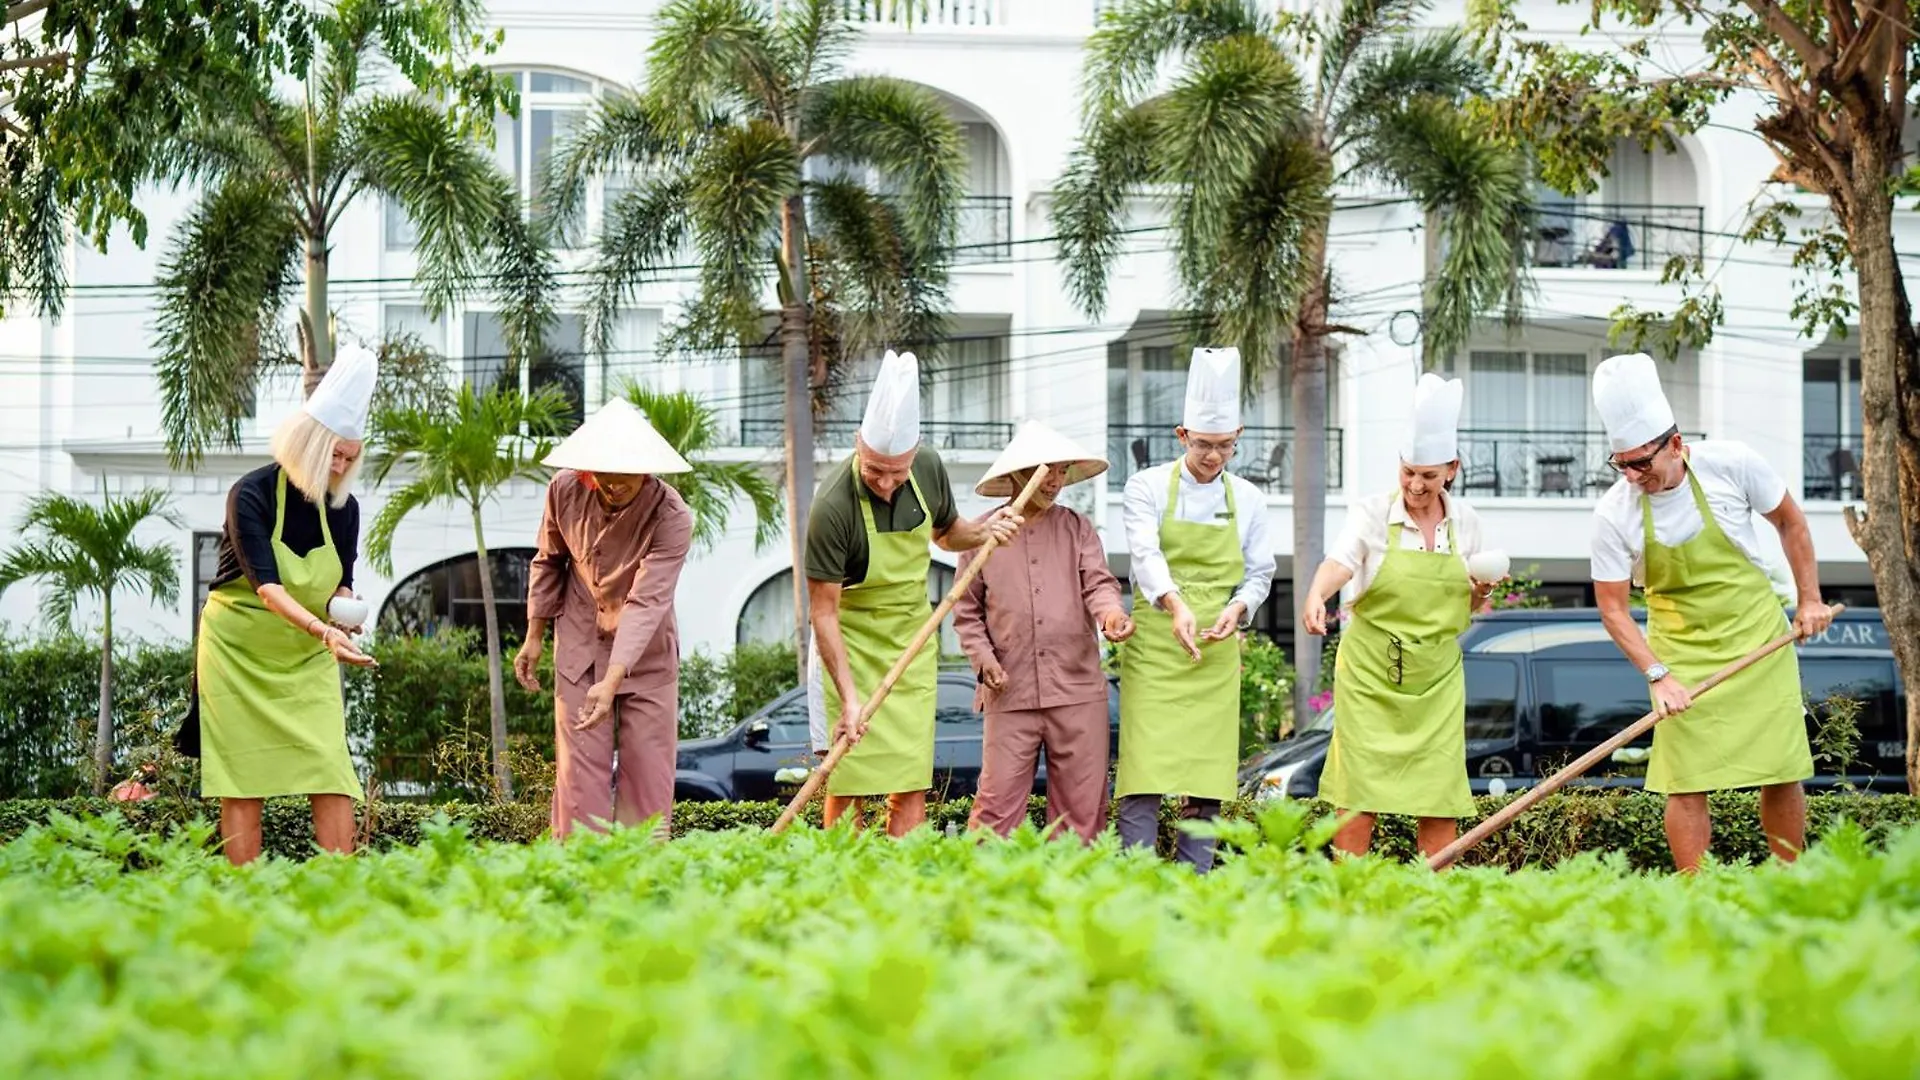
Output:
top-left (1595, 580), bottom-right (1659, 671)
top-left (808, 578), bottom-right (859, 709)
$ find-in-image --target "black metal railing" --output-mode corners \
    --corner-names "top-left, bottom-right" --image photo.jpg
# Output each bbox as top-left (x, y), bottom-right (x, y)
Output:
top-left (1455, 428), bottom-right (1707, 498)
top-left (954, 196), bottom-right (1012, 264)
top-left (738, 417), bottom-right (1013, 451)
top-left (1529, 204), bottom-right (1704, 271)
top-left (1803, 433), bottom-right (1864, 501)
top-left (1105, 425), bottom-right (1345, 492)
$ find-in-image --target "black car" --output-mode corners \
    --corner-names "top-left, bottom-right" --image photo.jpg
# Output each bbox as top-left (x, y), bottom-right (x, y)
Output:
top-left (676, 670), bottom-right (1123, 802)
top-left (1239, 606), bottom-right (1909, 800)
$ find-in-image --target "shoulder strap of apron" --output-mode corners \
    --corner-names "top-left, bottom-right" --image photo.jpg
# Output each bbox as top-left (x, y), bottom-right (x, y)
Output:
top-left (272, 468), bottom-right (331, 548)
top-left (1640, 462), bottom-right (1711, 551)
top-left (1164, 462), bottom-right (1237, 524)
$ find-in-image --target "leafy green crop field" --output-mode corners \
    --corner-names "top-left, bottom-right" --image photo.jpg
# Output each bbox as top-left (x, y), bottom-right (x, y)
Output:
top-left (4, 805), bottom-right (1918, 1078)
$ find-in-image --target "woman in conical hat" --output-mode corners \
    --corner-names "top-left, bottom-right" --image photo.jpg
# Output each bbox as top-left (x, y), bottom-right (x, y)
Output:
top-left (194, 344), bottom-right (380, 865)
top-left (1300, 371), bottom-right (1501, 859)
top-left (952, 420), bottom-right (1133, 843)
top-left (514, 396), bottom-right (695, 840)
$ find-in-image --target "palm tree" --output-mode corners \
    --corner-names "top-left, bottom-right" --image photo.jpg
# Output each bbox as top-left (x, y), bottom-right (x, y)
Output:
top-left (546, 0), bottom-right (967, 673)
top-left (1054, 0), bottom-right (1531, 718)
top-left (622, 382), bottom-right (783, 553)
top-left (365, 384), bottom-right (569, 800)
top-left (0, 490), bottom-right (181, 794)
top-left (148, 0), bottom-right (558, 466)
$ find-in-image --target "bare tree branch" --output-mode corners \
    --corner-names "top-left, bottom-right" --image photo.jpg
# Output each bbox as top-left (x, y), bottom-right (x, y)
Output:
top-left (0, 52), bottom-right (69, 73)
top-left (4, 0), bottom-right (52, 26)
top-left (1741, 0), bottom-right (1838, 73)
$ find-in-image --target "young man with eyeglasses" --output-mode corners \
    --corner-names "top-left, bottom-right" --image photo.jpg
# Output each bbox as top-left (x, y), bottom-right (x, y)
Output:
top-left (1589, 353), bottom-right (1833, 872)
top-left (1116, 346), bottom-right (1276, 871)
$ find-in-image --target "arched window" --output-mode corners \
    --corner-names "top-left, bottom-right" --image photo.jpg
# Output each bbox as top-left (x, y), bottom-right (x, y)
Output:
top-left (737, 567), bottom-right (963, 658)
top-left (377, 549), bottom-right (537, 647)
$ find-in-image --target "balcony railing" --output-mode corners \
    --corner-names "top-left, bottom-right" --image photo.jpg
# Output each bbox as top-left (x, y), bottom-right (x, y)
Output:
top-left (826, 0), bottom-right (1005, 26)
top-left (1456, 428), bottom-right (1707, 498)
top-left (1105, 425), bottom-right (1345, 493)
top-left (1803, 433), bottom-right (1864, 501)
top-left (739, 417), bottom-right (1013, 451)
top-left (955, 196), bottom-right (1012, 264)
top-left (1529, 204), bottom-right (1704, 271)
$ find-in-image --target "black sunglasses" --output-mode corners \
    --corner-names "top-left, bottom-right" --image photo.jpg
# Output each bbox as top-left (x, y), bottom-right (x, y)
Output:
top-left (1608, 428), bottom-right (1680, 474)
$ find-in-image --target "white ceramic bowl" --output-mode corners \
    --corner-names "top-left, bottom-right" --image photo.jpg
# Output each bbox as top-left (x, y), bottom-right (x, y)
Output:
top-left (1466, 550), bottom-right (1511, 584)
top-left (327, 596), bottom-right (370, 628)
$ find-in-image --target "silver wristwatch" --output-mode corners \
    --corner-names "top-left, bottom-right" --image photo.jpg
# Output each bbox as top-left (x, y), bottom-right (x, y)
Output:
top-left (1644, 662), bottom-right (1670, 684)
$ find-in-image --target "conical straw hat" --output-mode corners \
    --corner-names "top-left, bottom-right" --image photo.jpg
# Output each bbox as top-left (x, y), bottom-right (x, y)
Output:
top-left (975, 419), bottom-right (1108, 498)
top-left (544, 397), bottom-right (692, 475)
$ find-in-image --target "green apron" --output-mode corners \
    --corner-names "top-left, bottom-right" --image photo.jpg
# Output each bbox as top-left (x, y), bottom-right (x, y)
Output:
top-left (197, 470), bottom-right (363, 800)
top-left (1116, 464), bottom-right (1244, 801)
top-left (821, 458), bottom-right (939, 797)
top-left (1321, 498), bottom-right (1476, 817)
top-left (1642, 465), bottom-right (1812, 794)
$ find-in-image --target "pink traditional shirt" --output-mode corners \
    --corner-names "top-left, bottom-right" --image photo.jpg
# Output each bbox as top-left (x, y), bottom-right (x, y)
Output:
top-left (527, 471), bottom-right (692, 690)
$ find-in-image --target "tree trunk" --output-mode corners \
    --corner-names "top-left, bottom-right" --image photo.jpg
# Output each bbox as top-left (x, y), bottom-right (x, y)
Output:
top-left (1289, 230), bottom-right (1333, 730)
top-left (1838, 172), bottom-right (1920, 794)
top-left (93, 593), bottom-right (114, 795)
top-left (779, 191), bottom-right (816, 682)
top-left (471, 504), bottom-right (515, 801)
top-left (301, 232), bottom-right (332, 395)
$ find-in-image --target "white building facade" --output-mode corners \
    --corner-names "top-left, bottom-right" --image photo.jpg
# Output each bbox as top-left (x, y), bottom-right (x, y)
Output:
top-left (0, 0), bottom-right (1888, 660)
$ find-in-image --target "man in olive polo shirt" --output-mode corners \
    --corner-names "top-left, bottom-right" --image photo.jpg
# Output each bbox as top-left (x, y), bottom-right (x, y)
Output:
top-left (805, 349), bottom-right (1019, 836)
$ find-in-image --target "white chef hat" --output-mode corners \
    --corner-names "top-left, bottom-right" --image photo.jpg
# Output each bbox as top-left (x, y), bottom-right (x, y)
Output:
top-left (1401, 371), bottom-right (1464, 466)
top-left (1183, 346), bottom-right (1241, 434)
top-left (1592, 353), bottom-right (1676, 452)
top-left (858, 349), bottom-right (921, 455)
top-left (302, 344), bottom-right (379, 440)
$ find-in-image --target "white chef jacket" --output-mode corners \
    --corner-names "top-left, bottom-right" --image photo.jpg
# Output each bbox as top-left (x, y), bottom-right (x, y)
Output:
top-left (1121, 459), bottom-right (1276, 625)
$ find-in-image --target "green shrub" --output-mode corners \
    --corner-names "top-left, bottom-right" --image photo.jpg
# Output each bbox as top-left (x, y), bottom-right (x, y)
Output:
top-left (678, 640), bottom-right (799, 739)
top-left (0, 634), bottom-right (195, 798)
top-left (6, 790), bottom-right (1915, 870)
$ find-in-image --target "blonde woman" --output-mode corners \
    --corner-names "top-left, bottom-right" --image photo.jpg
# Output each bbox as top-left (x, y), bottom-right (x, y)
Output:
top-left (194, 346), bottom-right (379, 865)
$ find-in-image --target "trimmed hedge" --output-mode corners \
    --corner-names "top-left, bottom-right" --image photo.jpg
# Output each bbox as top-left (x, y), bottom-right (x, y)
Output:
top-left (5, 790), bottom-right (1916, 870)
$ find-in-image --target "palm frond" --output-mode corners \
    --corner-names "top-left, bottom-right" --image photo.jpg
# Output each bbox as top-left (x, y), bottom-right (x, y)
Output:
top-left (1082, 0), bottom-right (1270, 119)
top-left (0, 490), bottom-right (182, 628)
top-left (1184, 137), bottom-right (1330, 371)
top-left (1329, 28), bottom-right (1488, 158)
top-left (1317, 0), bottom-right (1428, 106)
top-left (648, 0), bottom-right (780, 120)
top-left (1363, 99), bottom-right (1532, 359)
top-left (583, 174), bottom-right (697, 356)
top-left (1051, 103), bottom-right (1160, 318)
top-left (623, 382), bottom-right (783, 552)
top-left (1157, 33), bottom-right (1309, 290)
top-left (152, 176), bottom-right (302, 468)
top-left (807, 177), bottom-right (950, 363)
top-left (545, 91), bottom-right (694, 223)
top-left (687, 117), bottom-right (798, 344)
top-left (484, 200), bottom-right (563, 374)
top-left (350, 94), bottom-right (523, 317)
top-left (0, 163), bottom-right (71, 318)
top-left (770, 0), bottom-right (856, 95)
top-left (801, 76), bottom-right (965, 252)
top-left (367, 383), bottom-right (570, 573)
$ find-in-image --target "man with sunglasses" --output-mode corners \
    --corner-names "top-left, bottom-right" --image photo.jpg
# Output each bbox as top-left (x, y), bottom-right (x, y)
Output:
top-left (1116, 346), bottom-right (1276, 871)
top-left (1590, 353), bottom-right (1832, 872)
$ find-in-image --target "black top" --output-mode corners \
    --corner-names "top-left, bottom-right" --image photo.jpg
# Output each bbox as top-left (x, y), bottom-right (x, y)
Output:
top-left (210, 463), bottom-right (360, 591)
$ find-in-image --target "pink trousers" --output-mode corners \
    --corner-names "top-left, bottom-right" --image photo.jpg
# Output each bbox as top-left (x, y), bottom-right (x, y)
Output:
top-left (967, 699), bottom-right (1111, 843)
top-left (551, 671), bottom-right (677, 839)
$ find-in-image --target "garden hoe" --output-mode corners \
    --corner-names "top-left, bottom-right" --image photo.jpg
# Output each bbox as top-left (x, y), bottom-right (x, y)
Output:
top-left (771, 465), bottom-right (1053, 834)
top-left (1427, 604), bottom-right (1845, 870)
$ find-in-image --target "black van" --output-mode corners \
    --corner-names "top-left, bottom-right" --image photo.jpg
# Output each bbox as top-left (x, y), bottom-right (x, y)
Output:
top-left (1239, 607), bottom-right (1909, 799)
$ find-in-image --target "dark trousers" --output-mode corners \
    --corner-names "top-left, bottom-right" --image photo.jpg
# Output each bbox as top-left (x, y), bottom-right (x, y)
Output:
top-left (1115, 794), bottom-right (1222, 873)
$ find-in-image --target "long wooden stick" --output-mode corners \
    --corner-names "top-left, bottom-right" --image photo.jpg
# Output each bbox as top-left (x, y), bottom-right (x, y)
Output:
top-left (1425, 604), bottom-right (1843, 871)
top-left (770, 465), bottom-right (1053, 834)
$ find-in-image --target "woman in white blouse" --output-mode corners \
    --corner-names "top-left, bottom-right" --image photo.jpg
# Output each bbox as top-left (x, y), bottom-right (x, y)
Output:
top-left (1301, 374), bottom-right (1498, 858)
